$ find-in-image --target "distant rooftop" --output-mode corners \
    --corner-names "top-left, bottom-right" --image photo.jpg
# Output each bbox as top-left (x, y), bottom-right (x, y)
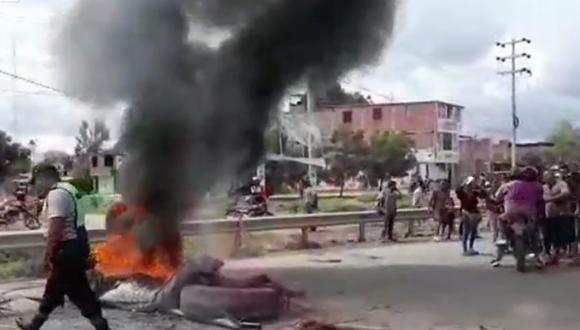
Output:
top-left (517, 142), bottom-right (554, 147)
top-left (100, 140), bottom-right (122, 154)
top-left (318, 100), bottom-right (464, 110)
top-left (497, 141), bottom-right (554, 148)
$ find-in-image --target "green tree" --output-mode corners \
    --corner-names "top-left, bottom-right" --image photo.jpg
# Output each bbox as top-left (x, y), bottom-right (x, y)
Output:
top-left (325, 129), bottom-right (369, 196)
top-left (367, 132), bottom-right (416, 185)
top-left (325, 130), bottom-right (415, 193)
top-left (74, 120), bottom-right (110, 171)
top-left (547, 121), bottom-right (580, 165)
top-left (0, 131), bottom-right (31, 180)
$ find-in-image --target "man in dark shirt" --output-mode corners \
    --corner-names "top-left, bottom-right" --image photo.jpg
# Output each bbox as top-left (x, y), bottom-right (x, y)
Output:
top-left (456, 176), bottom-right (486, 256)
top-left (380, 180), bottom-right (401, 241)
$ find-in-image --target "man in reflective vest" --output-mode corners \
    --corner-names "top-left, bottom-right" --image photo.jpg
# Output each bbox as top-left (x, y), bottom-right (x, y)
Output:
top-left (17, 164), bottom-right (109, 330)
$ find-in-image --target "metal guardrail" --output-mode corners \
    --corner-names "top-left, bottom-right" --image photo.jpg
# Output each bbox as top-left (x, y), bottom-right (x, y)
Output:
top-left (268, 191), bottom-right (374, 201)
top-left (0, 208), bottom-right (432, 252)
top-left (0, 229), bottom-right (108, 252)
top-left (180, 208), bottom-right (429, 234)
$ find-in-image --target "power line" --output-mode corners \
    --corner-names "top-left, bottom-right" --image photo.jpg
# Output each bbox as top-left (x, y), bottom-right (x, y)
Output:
top-left (0, 89), bottom-right (63, 96)
top-left (0, 68), bottom-right (65, 95)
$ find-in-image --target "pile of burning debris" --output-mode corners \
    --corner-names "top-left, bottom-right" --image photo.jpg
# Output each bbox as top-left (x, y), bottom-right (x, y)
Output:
top-left (91, 203), bottom-right (304, 329)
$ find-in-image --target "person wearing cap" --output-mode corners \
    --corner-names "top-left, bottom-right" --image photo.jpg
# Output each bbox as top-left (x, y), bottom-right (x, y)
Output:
top-left (456, 176), bottom-right (486, 256)
top-left (16, 164), bottom-right (109, 330)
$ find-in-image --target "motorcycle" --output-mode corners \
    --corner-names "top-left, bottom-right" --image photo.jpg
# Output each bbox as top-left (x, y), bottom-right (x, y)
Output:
top-left (0, 198), bottom-right (42, 230)
top-left (494, 212), bottom-right (543, 272)
top-left (225, 194), bottom-right (273, 218)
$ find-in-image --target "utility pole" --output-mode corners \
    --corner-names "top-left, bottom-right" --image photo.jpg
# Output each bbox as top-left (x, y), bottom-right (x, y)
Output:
top-left (496, 38), bottom-right (532, 169)
top-left (306, 86), bottom-right (317, 187)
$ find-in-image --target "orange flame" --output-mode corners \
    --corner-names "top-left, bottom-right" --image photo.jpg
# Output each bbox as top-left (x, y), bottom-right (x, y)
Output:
top-left (94, 203), bottom-right (182, 282)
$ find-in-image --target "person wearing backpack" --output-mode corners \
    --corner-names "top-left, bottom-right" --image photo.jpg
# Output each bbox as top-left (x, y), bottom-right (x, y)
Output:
top-left (16, 164), bottom-right (109, 330)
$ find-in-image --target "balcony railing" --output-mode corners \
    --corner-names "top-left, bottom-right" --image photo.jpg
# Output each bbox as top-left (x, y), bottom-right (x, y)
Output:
top-left (437, 118), bottom-right (459, 133)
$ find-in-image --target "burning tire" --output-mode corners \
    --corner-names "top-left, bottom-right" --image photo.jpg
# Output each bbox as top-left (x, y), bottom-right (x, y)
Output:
top-left (180, 285), bottom-right (284, 321)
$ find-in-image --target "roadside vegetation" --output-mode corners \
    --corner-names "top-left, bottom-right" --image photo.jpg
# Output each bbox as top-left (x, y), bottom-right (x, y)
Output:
top-left (0, 252), bottom-right (43, 281)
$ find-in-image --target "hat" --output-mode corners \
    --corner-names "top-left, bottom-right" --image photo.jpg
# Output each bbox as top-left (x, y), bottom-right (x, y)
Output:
top-left (463, 176), bottom-right (475, 186)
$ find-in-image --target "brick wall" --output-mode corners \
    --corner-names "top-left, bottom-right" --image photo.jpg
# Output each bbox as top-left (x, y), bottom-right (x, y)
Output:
top-left (317, 101), bottom-right (440, 148)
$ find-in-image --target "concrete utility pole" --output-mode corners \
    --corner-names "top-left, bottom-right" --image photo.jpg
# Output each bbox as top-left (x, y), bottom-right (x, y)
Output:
top-left (496, 38), bottom-right (532, 169)
top-left (306, 86), bottom-right (317, 187)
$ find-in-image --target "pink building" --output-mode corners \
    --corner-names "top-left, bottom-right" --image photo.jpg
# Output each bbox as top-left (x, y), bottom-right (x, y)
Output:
top-left (316, 101), bottom-right (464, 182)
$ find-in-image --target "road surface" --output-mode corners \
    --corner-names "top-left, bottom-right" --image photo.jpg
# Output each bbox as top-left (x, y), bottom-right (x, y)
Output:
top-left (2, 236), bottom-right (580, 330)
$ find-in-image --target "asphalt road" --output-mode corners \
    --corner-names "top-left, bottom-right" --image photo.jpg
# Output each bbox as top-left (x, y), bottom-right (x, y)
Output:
top-left (227, 236), bottom-right (580, 330)
top-left (2, 236), bottom-right (580, 330)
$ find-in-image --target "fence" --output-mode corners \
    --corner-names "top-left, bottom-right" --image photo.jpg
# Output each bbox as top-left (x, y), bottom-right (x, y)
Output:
top-left (0, 208), bottom-right (433, 253)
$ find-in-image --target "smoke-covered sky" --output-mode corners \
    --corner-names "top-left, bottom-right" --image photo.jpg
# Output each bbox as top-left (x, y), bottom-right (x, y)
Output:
top-left (43, 0), bottom-right (397, 247)
top-left (1, 0), bottom-right (580, 153)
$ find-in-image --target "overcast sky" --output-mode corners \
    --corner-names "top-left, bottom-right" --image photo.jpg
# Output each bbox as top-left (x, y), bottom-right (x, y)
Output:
top-left (1, 0), bottom-right (580, 153)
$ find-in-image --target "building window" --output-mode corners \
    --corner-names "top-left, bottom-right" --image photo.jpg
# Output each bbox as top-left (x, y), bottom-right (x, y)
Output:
top-left (372, 107), bottom-right (382, 120)
top-left (91, 156), bottom-right (98, 168)
top-left (104, 155), bottom-right (114, 167)
top-left (438, 105), bottom-right (446, 118)
top-left (343, 111), bottom-right (352, 123)
top-left (439, 104), bottom-right (455, 119)
top-left (442, 133), bottom-right (453, 150)
top-left (454, 108), bottom-right (461, 121)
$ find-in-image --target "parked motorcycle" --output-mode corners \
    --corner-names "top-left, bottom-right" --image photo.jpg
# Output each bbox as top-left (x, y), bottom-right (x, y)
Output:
top-left (0, 198), bottom-right (42, 230)
top-left (225, 194), bottom-right (273, 218)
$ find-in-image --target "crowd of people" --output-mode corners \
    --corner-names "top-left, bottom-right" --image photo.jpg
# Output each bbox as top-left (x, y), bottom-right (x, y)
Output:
top-left (379, 164), bottom-right (580, 272)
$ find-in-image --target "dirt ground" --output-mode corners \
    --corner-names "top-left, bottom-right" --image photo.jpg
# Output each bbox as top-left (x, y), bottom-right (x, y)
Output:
top-left (183, 218), bottom-right (443, 260)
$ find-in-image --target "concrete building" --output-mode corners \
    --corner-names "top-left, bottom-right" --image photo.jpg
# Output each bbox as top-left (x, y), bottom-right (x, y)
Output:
top-left (492, 140), bottom-right (512, 170)
top-left (492, 140), bottom-right (554, 171)
top-left (317, 100), bottom-right (463, 182)
top-left (516, 142), bottom-right (554, 162)
top-left (459, 136), bottom-right (492, 178)
top-left (89, 142), bottom-right (123, 194)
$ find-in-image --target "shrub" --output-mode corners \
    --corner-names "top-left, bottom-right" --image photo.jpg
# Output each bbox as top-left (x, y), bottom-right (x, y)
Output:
top-left (356, 193), bottom-right (379, 203)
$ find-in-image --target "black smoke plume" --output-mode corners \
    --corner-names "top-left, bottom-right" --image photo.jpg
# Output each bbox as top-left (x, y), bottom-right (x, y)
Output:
top-left (55, 0), bottom-right (397, 250)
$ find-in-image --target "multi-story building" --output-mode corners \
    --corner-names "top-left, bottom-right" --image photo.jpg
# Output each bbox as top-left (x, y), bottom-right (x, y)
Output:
top-left (316, 100), bottom-right (464, 182)
top-left (89, 141), bottom-right (123, 194)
